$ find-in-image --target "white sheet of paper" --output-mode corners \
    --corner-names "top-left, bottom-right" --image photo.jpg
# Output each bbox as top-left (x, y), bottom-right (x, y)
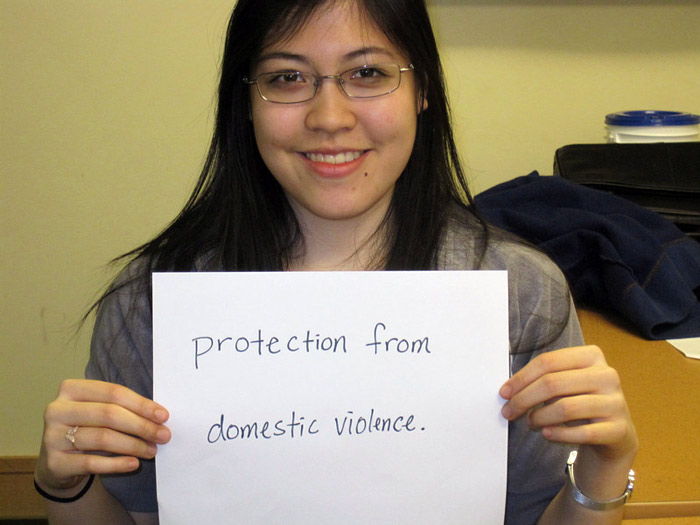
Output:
top-left (667, 337), bottom-right (700, 359)
top-left (153, 271), bottom-right (509, 524)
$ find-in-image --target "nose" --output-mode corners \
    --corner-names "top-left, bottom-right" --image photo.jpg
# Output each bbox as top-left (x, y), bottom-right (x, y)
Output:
top-left (304, 78), bottom-right (357, 134)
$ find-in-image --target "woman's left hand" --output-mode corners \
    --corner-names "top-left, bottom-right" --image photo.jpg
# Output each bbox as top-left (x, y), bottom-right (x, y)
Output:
top-left (499, 345), bottom-right (638, 462)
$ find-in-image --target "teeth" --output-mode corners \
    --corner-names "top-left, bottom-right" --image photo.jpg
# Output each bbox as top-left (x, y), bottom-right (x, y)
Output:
top-left (306, 151), bottom-right (362, 164)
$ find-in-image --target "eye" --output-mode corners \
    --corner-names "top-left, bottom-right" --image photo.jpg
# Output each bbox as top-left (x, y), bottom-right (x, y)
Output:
top-left (264, 71), bottom-right (309, 86)
top-left (349, 66), bottom-right (387, 81)
top-left (280, 72), bottom-right (306, 83)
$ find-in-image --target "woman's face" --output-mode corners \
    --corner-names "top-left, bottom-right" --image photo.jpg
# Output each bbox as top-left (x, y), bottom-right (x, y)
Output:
top-left (249, 1), bottom-right (420, 227)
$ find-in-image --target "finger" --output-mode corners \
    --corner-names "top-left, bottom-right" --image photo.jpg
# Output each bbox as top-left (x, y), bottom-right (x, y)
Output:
top-left (46, 447), bottom-right (143, 479)
top-left (502, 366), bottom-right (620, 421)
top-left (46, 425), bottom-right (160, 459)
top-left (500, 346), bottom-right (607, 399)
top-left (46, 400), bottom-right (171, 446)
top-left (56, 379), bottom-right (169, 424)
top-left (526, 393), bottom-right (625, 430)
top-left (65, 403), bottom-right (170, 443)
top-left (46, 379), bottom-right (170, 445)
top-left (540, 420), bottom-right (630, 446)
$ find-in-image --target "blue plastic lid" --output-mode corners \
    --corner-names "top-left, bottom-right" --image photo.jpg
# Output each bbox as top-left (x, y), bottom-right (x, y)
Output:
top-left (605, 110), bottom-right (700, 127)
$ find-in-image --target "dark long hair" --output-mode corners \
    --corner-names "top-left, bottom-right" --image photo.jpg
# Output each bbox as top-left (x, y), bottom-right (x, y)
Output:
top-left (85, 0), bottom-right (578, 358)
top-left (110, 0), bottom-right (482, 281)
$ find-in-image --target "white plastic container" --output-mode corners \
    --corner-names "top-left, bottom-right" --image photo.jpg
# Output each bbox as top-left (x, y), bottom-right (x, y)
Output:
top-left (605, 110), bottom-right (700, 143)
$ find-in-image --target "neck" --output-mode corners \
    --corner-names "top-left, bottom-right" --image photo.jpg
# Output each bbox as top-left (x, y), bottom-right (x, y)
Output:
top-left (287, 205), bottom-right (390, 272)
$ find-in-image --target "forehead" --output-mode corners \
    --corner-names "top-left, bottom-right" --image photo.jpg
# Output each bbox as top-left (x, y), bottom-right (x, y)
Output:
top-left (256, 2), bottom-right (404, 66)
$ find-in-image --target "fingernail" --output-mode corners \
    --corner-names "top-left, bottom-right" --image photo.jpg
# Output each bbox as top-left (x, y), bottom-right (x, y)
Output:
top-left (157, 428), bottom-right (170, 442)
top-left (499, 385), bottom-right (511, 399)
top-left (501, 404), bottom-right (512, 419)
top-left (147, 444), bottom-right (157, 456)
top-left (155, 408), bottom-right (168, 422)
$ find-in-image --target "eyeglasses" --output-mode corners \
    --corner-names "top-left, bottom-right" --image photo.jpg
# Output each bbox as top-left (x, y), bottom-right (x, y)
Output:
top-left (244, 63), bottom-right (414, 104)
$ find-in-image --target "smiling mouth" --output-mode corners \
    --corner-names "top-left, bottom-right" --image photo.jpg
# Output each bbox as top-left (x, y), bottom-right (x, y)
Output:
top-left (304, 151), bottom-right (364, 165)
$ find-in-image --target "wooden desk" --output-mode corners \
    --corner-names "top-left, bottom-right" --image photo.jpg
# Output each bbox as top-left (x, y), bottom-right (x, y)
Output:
top-left (578, 308), bottom-right (700, 520)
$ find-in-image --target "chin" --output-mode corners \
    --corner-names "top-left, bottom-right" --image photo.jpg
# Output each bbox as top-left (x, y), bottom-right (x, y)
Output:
top-left (289, 190), bottom-right (394, 225)
top-left (314, 208), bottom-right (368, 222)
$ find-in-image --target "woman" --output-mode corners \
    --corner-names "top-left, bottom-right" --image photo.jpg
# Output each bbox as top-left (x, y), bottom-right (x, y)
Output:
top-left (34, 0), bottom-right (637, 523)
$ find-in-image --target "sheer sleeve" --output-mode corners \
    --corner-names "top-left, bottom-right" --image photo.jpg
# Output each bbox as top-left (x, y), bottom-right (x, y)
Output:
top-left (85, 264), bottom-right (158, 513)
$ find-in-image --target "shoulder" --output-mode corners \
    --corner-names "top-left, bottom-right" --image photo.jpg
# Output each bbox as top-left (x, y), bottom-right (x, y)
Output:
top-left (440, 206), bottom-right (568, 291)
top-left (482, 234), bottom-right (571, 308)
top-left (85, 257), bottom-right (154, 393)
top-left (439, 207), bottom-right (582, 354)
top-left (94, 257), bottom-right (154, 341)
top-left (485, 236), bottom-right (580, 355)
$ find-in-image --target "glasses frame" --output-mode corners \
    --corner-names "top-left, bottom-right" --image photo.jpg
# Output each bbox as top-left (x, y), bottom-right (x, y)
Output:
top-left (243, 63), bottom-right (414, 104)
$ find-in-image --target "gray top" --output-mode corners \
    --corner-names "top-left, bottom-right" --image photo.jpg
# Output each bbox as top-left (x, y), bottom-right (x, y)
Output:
top-left (87, 213), bottom-right (582, 524)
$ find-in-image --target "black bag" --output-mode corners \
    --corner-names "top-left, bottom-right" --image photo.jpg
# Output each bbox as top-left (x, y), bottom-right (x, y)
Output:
top-left (553, 143), bottom-right (700, 240)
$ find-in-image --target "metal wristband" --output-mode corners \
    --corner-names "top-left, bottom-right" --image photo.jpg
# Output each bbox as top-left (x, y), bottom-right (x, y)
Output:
top-left (566, 451), bottom-right (635, 511)
top-left (34, 474), bottom-right (95, 504)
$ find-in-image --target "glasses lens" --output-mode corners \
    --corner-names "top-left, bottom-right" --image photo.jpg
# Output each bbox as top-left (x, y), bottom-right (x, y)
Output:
top-left (257, 71), bottom-right (315, 103)
top-left (340, 64), bottom-right (401, 98)
top-left (252, 64), bottom-right (406, 103)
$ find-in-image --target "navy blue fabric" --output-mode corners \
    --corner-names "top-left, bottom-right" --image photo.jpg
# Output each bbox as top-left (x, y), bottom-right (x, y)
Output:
top-left (475, 172), bottom-right (700, 340)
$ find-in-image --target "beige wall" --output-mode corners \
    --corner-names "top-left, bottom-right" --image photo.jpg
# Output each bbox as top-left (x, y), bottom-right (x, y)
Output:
top-left (433, 0), bottom-right (700, 192)
top-left (2, 0), bottom-right (699, 456)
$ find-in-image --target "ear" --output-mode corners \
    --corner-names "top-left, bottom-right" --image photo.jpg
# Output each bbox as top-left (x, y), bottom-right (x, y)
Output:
top-left (418, 93), bottom-right (428, 113)
top-left (416, 80), bottom-right (428, 114)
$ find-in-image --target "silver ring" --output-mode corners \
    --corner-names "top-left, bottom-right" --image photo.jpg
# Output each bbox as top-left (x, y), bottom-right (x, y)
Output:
top-left (65, 425), bottom-right (79, 450)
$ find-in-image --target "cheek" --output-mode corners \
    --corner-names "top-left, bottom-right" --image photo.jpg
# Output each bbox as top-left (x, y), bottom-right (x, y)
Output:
top-left (252, 118), bottom-right (291, 179)
top-left (252, 105), bottom-right (301, 153)
top-left (364, 92), bottom-right (417, 136)
top-left (365, 107), bottom-right (417, 158)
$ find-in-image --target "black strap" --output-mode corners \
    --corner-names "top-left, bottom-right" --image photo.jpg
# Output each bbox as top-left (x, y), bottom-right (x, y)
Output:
top-left (34, 474), bottom-right (95, 503)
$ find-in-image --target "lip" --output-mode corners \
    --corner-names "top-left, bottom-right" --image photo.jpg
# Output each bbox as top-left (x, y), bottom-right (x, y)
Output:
top-left (299, 149), bottom-right (369, 179)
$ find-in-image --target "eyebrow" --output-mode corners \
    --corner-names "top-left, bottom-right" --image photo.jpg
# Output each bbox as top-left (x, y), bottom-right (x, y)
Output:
top-left (257, 51), bottom-right (309, 66)
top-left (257, 46), bottom-right (397, 66)
top-left (344, 46), bottom-right (397, 62)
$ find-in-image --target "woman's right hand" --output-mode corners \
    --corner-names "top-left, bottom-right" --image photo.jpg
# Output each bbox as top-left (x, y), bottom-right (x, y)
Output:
top-left (35, 379), bottom-right (171, 494)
